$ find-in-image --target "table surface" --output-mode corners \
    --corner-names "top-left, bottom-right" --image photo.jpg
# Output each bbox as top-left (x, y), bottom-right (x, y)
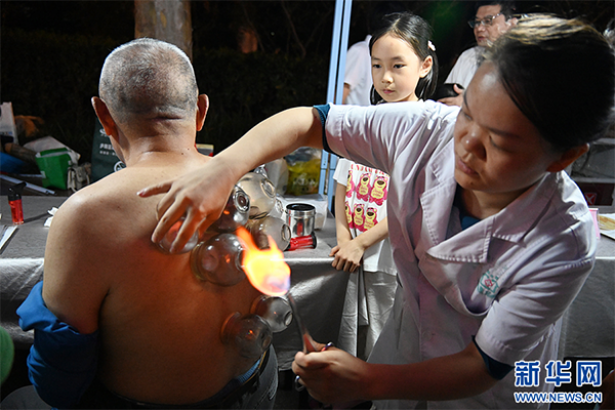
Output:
top-left (4, 195), bottom-right (613, 259)
top-left (0, 195), bottom-right (348, 370)
top-left (1, 195), bottom-right (613, 367)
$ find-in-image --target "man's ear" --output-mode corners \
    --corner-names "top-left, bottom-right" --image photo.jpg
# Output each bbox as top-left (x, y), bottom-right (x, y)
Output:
top-left (91, 97), bottom-right (118, 138)
top-left (196, 94), bottom-right (209, 132)
top-left (419, 56), bottom-right (433, 79)
top-left (546, 144), bottom-right (589, 173)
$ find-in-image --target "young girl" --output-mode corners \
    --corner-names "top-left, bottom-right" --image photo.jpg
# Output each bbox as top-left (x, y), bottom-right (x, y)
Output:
top-left (141, 15), bottom-right (614, 410)
top-left (333, 12), bottom-right (437, 360)
top-left (369, 12), bottom-right (438, 104)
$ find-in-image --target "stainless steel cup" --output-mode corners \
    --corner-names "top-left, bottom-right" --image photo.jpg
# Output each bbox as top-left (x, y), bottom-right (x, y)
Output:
top-left (286, 203), bottom-right (315, 238)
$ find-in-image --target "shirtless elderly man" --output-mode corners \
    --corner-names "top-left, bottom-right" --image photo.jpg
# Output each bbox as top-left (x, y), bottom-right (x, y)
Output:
top-left (8, 38), bottom-right (277, 409)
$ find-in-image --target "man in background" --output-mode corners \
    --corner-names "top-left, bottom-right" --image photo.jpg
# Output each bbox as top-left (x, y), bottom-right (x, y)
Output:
top-left (3, 38), bottom-right (277, 409)
top-left (439, 1), bottom-right (517, 106)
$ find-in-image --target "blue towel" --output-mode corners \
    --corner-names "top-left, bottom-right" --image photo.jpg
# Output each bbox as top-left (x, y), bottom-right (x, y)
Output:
top-left (17, 281), bottom-right (99, 409)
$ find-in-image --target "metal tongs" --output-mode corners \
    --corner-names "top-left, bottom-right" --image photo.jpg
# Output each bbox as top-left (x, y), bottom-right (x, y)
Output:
top-left (287, 293), bottom-right (317, 353)
top-left (287, 293), bottom-right (334, 391)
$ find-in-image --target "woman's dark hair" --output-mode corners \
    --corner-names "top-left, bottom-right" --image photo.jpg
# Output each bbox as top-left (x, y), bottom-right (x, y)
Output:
top-left (486, 15), bottom-right (615, 151)
top-left (368, 12), bottom-right (439, 104)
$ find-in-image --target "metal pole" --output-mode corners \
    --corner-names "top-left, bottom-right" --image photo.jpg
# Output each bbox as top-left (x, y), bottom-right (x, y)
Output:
top-left (319, 0), bottom-right (352, 211)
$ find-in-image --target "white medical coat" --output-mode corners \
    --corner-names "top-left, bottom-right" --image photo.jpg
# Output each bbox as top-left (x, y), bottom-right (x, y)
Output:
top-left (324, 101), bottom-right (596, 409)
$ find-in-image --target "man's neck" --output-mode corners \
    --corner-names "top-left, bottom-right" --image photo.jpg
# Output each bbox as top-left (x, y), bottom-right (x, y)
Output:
top-left (122, 139), bottom-right (200, 168)
top-left (116, 124), bottom-right (200, 166)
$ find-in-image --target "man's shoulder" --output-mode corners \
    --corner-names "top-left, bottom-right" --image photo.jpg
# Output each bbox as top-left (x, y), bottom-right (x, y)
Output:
top-left (60, 171), bottom-right (135, 211)
top-left (52, 169), bottom-right (155, 233)
top-left (348, 35), bottom-right (371, 49)
top-left (53, 157), bottom-right (209, 236)
top-left (458, 45), bottom-right (484, 60)
top-left (346, 36), bottom-right (370, 59)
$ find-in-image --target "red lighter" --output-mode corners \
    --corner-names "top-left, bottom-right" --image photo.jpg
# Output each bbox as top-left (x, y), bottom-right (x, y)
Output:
top-left (285, 232), bottom-right (317, 251)
top-left (8, 182), bottom-right (26, 225)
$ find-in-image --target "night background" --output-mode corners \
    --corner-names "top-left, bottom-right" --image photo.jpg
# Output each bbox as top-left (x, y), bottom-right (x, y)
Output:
top-left (2, 1), bottom-right (613, 163)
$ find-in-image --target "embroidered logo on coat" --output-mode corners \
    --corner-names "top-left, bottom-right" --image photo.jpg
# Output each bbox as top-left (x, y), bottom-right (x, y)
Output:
top-left (477, 270), bottom-right (500, 298)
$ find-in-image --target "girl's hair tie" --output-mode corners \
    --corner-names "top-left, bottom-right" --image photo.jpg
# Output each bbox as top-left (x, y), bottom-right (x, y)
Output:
top-left (428, 40), bottom-right (436, 51)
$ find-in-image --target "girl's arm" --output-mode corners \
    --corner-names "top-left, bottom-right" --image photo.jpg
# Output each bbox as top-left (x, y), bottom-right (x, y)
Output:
top-left (352, 216), bottom-right (389, 251)
top-left (330, 181), bottom-right (391, 273)
top-left (139, 107), bottom-right (323, 252)
top-left (331, 216), bottom-right (390, 273)
top-left (292, 341), bottom-right (498, 405)
top-left (333, 182), bottom-right (353, 245)
top-left (330, 182), bottom-right (356, 272)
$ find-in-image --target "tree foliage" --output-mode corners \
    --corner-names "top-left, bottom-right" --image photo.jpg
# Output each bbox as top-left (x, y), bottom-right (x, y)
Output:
top-left (1, 1), bottom-right (612, 162)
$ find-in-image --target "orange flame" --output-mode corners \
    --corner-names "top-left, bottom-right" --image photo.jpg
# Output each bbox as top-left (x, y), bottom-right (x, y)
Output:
top-left (236, 227), bottom-right (290, 296)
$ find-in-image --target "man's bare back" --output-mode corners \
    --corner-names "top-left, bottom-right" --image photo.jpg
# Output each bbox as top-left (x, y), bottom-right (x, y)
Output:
top-left (42, 153), bottom-right (263, 404)
top-left (9, 38), bottom-right (278, 409)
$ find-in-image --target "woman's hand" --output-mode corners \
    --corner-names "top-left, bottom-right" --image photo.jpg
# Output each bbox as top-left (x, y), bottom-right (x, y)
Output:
top-left (329, 239), bottom-right (365, 272)
top-left (137, 157), bottom-right (239, 253)
top-left (138, 107), bottom-right (324, 253)
top-left (292, 346), bottom-right (370, 404)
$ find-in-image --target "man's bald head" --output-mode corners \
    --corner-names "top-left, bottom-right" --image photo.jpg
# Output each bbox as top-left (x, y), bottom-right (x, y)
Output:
top-left (99, 38), bottom-right (198, 124)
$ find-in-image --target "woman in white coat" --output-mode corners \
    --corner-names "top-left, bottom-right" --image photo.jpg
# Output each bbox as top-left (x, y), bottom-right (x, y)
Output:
top-left (140, 16), bottom-right (615, 409)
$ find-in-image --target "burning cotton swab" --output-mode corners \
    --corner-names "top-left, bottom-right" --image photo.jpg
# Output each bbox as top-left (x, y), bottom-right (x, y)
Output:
top-left (235, 226), bottom-right (290, 296)
top-left (236, 226), bottom-right (317, 353)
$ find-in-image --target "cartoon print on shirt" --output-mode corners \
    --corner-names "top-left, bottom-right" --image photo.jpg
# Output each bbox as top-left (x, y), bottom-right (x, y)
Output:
top-left (342, 162), bottom-right (390, 235)
top-left (345, 201), bottom-right (355, 229)
top-left (364, 207), bottom-right (378, 230)
top-left (346, 171), bottom-right (355, 198)
top-left (356, 172), bottom-right (372, 201)
top-left (353, 203), bottom-right (366, 231)
top-left (370, 175), bottom-right (389, 206)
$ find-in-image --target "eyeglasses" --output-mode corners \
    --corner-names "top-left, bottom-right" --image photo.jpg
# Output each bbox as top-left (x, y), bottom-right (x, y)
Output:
top-left (468, 13), bottom-right (502, 28)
